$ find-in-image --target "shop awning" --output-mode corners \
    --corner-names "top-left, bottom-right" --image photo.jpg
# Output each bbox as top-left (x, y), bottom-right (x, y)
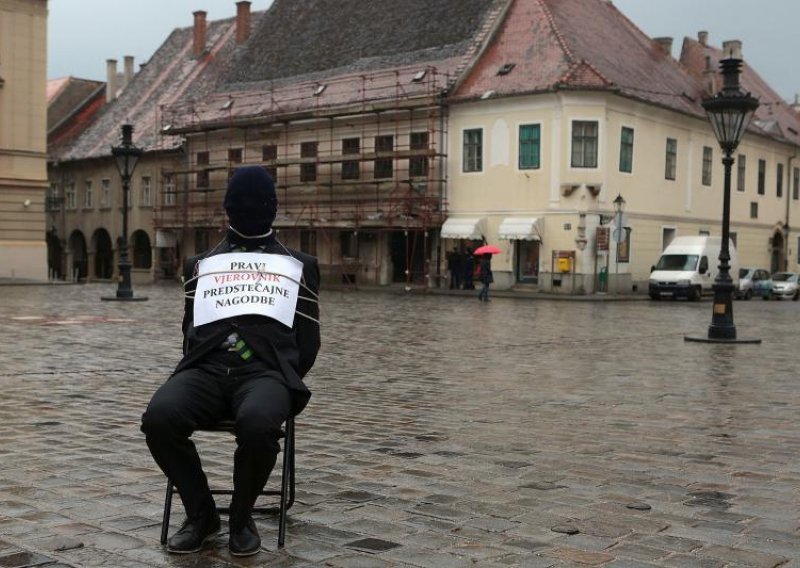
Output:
top-left (440, 217), bottom-right (486, 240)
top-left (498, 217), bottom-right (543, 241)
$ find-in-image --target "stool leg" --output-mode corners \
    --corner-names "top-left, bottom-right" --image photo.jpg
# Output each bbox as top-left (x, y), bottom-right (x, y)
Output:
top-left (161, 480), bottom-right (174, 545)
top-left (278, 418), bottom-right (293, 547)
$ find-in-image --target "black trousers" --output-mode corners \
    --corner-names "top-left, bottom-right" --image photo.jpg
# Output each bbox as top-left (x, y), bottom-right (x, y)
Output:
top-left (141, 352), bottom-right (291, 526)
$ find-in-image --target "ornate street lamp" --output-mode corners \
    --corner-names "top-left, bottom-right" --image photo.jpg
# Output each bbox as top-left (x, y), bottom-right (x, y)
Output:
top-left (686, 56), bottom-right (759, 343)
top-left (102, 124), bottom-right (148, 301)
top-left (613, 194), bottom-right (626, 294)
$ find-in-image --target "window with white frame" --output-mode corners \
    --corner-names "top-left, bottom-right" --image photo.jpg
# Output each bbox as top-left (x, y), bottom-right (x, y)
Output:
top-left (794, 167), bottom-right (800, 201)
top-left (66, 182), bottom-right (77, 210)
top-left (737, 155), bottom-right (746, 192)
top-left (101, 178), bottom-right (111, 208)
top-left (519, 124), bottom-right (541, 170)
top-left (757, 159), bottom-right (766, 195)
top-left (141, 176), bottom-right (152, 206)
top-left (46, 183), bottom-right (60, 211)
top-left (777, 163), bottom-right (784, 198)
top-left (84, 180), bottom-right (93, 209)
top-left (665, 138), bottom-right (677, 180)
top-left (571, 121), bottom-right (598, 168)
top-left (463, 128), bottom-right (483, 172)
top-left (163, 174), bottom-right (176, 206)
top-left (702, 146), bottom-right (713, 186)
top-left (619, 127), bottom-right (633, 173)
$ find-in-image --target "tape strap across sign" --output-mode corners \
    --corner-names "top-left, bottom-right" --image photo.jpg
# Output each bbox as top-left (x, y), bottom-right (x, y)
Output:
top-left (194, 252), bottom-right (304, 328)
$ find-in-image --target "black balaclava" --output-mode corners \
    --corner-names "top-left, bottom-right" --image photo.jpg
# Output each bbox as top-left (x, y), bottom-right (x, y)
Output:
top-left (223, 166), bottom-right (277, 243)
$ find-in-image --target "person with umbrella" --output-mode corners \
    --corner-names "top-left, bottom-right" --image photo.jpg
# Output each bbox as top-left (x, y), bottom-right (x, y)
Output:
top-left (474, 245), bottom-right (500, 301)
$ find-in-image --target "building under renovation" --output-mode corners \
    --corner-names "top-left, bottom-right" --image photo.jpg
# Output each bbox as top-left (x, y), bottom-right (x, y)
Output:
top-left (156, 0), bottom-right (506, 287)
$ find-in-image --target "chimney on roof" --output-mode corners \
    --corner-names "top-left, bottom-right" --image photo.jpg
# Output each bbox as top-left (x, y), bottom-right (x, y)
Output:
top-left (698, 31), bottom-right (708, 46)
top-left (703, 55), bottom-right (717, 95)
top-left (653, 37), bottom-right (673, 56)
top-left (236, 1), bottom-right (251, 44)
top-left (193, 10), bottom-right (207, 57)
top-left (721, 40), bottom-right (743, 60)
top-left (106, 59), bottom-right (118, 102)
top-left (123, 55), bottom-right (134, 88)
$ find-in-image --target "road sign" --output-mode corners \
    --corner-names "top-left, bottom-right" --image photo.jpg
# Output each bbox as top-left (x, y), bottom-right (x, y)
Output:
top-left (613, 227), bottom-right (627, 242)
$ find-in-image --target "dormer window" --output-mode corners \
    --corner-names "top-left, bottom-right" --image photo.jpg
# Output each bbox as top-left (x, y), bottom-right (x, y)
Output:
top-left (411, 70), bottom-right (427, 83)
top-left (497, 63), bottom-right (516, 76)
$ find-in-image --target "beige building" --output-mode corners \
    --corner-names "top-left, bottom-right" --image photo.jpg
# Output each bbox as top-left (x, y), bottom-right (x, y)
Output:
top-left (48, 10), bottom-right (251, 283)
top-left (0, 0), bottom-right (48, 280)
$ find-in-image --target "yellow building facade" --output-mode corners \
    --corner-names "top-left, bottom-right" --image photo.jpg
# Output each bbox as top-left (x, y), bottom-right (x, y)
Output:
top-left (0, 0), bottom-right (48, 280)
top-left (447, 92), bottom-right (800, 293)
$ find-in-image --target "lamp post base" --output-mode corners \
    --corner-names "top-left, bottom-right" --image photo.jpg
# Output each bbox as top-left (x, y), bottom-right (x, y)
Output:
top-left (684, 334), bottom-right (761, 344)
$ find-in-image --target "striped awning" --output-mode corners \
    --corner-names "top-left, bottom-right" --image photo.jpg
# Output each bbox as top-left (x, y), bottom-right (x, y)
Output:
top-left (440, 217), bottom-right (486, 240)
top-left (498, 217), bottom-right (542, 241)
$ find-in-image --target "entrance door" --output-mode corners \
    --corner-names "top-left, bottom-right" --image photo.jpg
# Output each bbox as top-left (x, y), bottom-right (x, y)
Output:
top-left (515, 240), bottom-right (540, 283)
top-left (389, 230), bottom-right (427, 284)
top-left (771, 231), bottom-right (785, 273)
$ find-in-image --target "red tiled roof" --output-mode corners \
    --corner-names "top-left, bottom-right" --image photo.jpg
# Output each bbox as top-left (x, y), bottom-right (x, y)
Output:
top-left (452, 0), bottom-right (706, 117)
top-left (680, 37), bottom-right (800, 146)
top-left (58, 14), bottom-right (253, 162)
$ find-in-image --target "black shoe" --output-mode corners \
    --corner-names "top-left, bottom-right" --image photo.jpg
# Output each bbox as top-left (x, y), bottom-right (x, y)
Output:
top-left (167, 509), bottom-right (220, 554)
top-left (229, 517), bottom-right (261, 557)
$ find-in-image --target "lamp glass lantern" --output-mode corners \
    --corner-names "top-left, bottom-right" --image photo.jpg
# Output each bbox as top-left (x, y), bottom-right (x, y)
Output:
top-left (613, 193), bottom-right (626, 215)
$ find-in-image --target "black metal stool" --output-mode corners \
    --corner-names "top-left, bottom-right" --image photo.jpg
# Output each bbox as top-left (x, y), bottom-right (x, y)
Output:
top-left (160, 416), bottom-right (295, 548)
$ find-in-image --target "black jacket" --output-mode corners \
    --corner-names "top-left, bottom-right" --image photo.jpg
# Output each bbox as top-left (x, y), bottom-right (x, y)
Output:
top-left (175, 234), bottom-right (321, 415)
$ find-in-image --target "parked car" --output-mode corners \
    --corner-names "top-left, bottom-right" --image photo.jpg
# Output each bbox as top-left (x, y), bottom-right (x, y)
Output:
top-left (754, 274), bottom-right (774, 299)
top-left (737, 268), bottom-right (770, 300)
top-left (769, 272), bottom-right (800, 300)
top-left (648, 236), bottom-right (738, 301)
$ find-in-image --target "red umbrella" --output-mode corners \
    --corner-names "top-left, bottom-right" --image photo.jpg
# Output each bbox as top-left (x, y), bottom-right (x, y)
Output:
top-left (473, 245), bottom-right (502, 255)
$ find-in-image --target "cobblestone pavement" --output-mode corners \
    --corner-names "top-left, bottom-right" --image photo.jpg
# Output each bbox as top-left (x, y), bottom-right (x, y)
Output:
top-left (0, 283), bottom-right (798, 568)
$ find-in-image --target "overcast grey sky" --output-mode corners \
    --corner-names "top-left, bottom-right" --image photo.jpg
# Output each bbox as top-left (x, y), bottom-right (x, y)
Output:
top-left (48, 0), bottom-right (800, 102)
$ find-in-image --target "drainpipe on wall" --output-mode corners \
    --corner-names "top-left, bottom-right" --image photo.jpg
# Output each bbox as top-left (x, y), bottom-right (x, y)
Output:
top-left (786, 149), bottom-right (797, 270)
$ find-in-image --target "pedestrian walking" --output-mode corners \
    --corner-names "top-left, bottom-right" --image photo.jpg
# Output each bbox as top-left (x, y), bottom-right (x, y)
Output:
top-left (141, 166), bottom-right (320, 557)
top-left (462, 249), bottom-right (475, 290)
top-left (477, 254), bottom-right (493, 301)
top-left (447, 247), bottom-right (463, 289)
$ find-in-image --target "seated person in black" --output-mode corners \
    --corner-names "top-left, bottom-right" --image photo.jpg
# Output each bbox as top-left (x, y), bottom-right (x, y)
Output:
top-left (141, 166), bottom-right (320, 556)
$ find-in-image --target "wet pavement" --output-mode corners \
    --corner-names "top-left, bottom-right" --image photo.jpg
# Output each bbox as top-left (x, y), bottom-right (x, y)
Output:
top-left (0, 283), bottom-right (798, 567)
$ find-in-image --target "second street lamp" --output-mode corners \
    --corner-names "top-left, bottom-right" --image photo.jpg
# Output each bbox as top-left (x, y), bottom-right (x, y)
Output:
top-left (686, 55), bottom-right (759, 344)
top-left (613, 194), bottom-right (626, 294)
top-left (102, 124), bottom-right (148, 302)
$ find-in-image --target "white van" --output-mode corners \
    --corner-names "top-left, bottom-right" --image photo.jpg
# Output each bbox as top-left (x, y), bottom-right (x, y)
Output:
top-left (648, 236), bottom-right (739, 301)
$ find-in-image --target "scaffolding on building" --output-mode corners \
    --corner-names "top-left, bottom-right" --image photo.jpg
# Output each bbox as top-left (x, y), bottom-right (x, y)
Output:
top-left (154, 66), bottom-right (451, 288)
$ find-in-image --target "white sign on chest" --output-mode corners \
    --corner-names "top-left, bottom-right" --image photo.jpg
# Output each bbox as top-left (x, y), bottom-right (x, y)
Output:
top-left (193, 252), bottom-right (303, 328)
